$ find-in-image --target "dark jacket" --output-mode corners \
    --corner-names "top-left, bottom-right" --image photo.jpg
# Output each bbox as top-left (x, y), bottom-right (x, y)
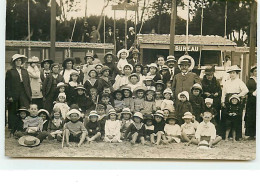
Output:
top-left (190, 95), bottom-right (205, 121)
top-left (175, 101), bottom-right (193, 124)
top-left (85, 120), bottom-right (101, 136)
top-left (42, 73), bottom-right (64, 97)
top-left (5, 68), bottom-right (32, 100)
top-left (124, 123), bottom-right (146, 139)
top-left (105, 31), bottom-right (114, 43)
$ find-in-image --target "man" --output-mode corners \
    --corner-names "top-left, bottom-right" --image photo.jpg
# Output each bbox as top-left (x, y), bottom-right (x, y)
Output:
top-left (128, 49), bottom-right (140, 67)
top-left (81, 22), bottom-right (90, 42)
top-left (105, 26), bottom-right (114, 43)
top-left (166, 55), bottom-right (181, 82)
top-left (126, 27), bottom-right (135, 49)
top-left (90, 26), bottom-right (101, 43)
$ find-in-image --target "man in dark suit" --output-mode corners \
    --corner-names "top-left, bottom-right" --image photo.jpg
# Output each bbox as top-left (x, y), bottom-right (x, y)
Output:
top-left (166, 55), bottom-right (181, 82)
top-left (128, 48), bottom-right (140, 67)
top-left (105, 26), bottom-right (114, 43)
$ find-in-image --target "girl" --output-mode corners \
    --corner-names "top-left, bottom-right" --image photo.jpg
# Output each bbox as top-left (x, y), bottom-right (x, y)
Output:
top-left (67, 71), bottom-right (80, 105)
top-left (120, 108), bottom-right (134, 139)
top-left (85, 110), bottom-right (101, 143)
top-left (175, 91), bottom-right (193, 124)
top-left (155, 80), bottom-right (165, 93)
top-left (147, 63), bottom-right (162, 82)
top-left (161, 88), bottom-right (175, 113)
top-left (113, 90), bottom-right (125, 113)
top-left (128, 73), bottom-right (141, 92)
top-left (42, 63), bottom-right (64, 113)
top-left (27, 56), bottom-right (43, 109)
top-left (142, 65), bottom-right (149, 77)
top-left (53, 93), bottom-right (70, 120)
top-left (117, 49), bottom-right (129, 72)
top-left (131, 86), bottom-right (147, 112)
top-left (84, 68), bottom-right (99, 96)
top-left (83, 52), bottom-right (95, 83)
top-left (40, 59), bottom-right (54, 82)
top-left (163, 113), bottom-right (181, 144)
top-left (133, 63), bottom-right (145, 85)
top-left (95, 63), bottom-right (103, 78)
top-left (163, 108), bottom-right (170, 120)
top-left (204, 98), bottom-right (218, 127)
top-left (13, 107), bottom-right (29, 137)
top-left (98, 66), bottom-right (114, 93)
top-left (144, 114), bottom-right (155, 144)
top-left (38, 109), bottom-right (50, 131)
top-left (124, 112), bottom-right (146, 145)
top-left (155, 91), bottom-right (163, 110)
top-left (113, 64), bottom-right (133, 90)
top-left (160, 65), bottom-right (171, 85)
top-left (122, 86), bottom-right (134, 110)
top-left (143, 76), bottom-right (155, 90)
top-left (141, 89), bottom-right (156, 115)
top-left (47, 107), bottom-right (64, 141)
top-left (153, 110), bottom-right (166, 145)
top-left (100, 93), bottom-right (114, 114)
top-left (180, 112), bottom-right (197, 145)
top-left (60, 58), bottom-right (77, 84)
top-left (190, 83), bottom-right (205, 122)
top-left (104, 109), bottom-right (122, 143)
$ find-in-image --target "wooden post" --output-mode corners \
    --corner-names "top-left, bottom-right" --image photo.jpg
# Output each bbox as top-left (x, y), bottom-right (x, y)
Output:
top-left (125, 8), bottom-right (128, 49)
top-left (249, 0), bottom-right (257, 75)
top-left (169, 0), bottom-right (177, 55)
top-left (84, 0), bottom-right (88, 22)
top-left (50, 0), bottom-right (56, 61)
top-left (27, 0), bottom-right (31, 58)
top-left (114, 10), bottom-right (116, 53)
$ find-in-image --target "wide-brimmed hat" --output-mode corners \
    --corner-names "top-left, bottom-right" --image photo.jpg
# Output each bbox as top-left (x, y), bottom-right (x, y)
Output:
top-left (11, 54), bottom-right (27, 63)
top-left (88, 68), bottom-right (98, 77)
top-left (205, 66), bottom-right (215, 75)
top-left (166, 55), bottom-right (176, 63)
top-left (38, 109), bottom-right (50, 118)
top-left (101, 66), bottom-right (111, 74)
top-left (178, 91), bottom-right (189, 101)
top-left (58, 92), bottom-right (66, 99)
top-left (146, 88), bottom-right (156, 95)
top-left (166, 113), bottom-right (178, 122)
top-left (84, 52), bottom-right (94, 60)
top-left (62, 58), bottom-right (75, 68)
top-left (154, 110), bottom-right (164, 118)
top-left (28, 56), bottom-right (40, 63)
top-left (108, 109), bottom-right (117, 115)
top-left (182, 112), bottom-right (193, 119)
top-left (227, 65), bottom-right (241, 73)
top-left (250, 65), bottom-right (257, 73)
top-left (56, 82), bottom-right (67, 89)
top-left (128, 73), bottom-right (140, 82)
top-left (143, 76), bottom-right (154, 82)
top-left (229, 94), bottom-right (240, 102)
top-left (178, 58), bottom-right (191, 66)
top-left (132, 49), bottom-right (140, 55)
top-left (18, 136), bottom-right (40, 147)
top-left (66, 109), bottom-right (81, 119)
top-left (133, 86), bottom-right (148, 94)
top-left (121, 108), bottom-right (132, 116)
top-left (95, 63), bottom-right (103, 69)
top-left (155, 80), bottom-right (165, 86)
top-left (121, 86), bottom-right (133, 96)
top-left (41, 59), bottom-right (54, 68)
top-left (117, 49), bottom-right (129, 58)
top-left (148, 63), bottom-right (158, 71)
top-left (122, 63), bottom-right (133, 71)
top-left (133, 112), bottom-right (143, 120)
top-left (197, 140), bottom-right (210, 150)
top-left (129, 27), bottom-right (134, 31)
top-left (205, 98), bottom-right (213, 104)
top-left (75, 84), bottom-right (86, 91)
top-left (70, 71), bottom-right (80, 76)
top-left (191, 83), bottom-right (203, 92)
top-left (163, 88), bottom-right (173, 95)
top-left (89, 110), bottom-right (99, 118)
top-left (104, 52), bottom-right (115, 60)
top-left (17, 107), bottom-right (29, 115)
top-left (160, 65), bottom-right (169, 72)
top-left (144, 114), bottom-right (154, 121)
top-left (113, 89), bottom-right (123, 99)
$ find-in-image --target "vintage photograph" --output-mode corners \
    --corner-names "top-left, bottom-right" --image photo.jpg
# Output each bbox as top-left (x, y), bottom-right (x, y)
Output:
top-left (5, 0), bottom-right (256, 160)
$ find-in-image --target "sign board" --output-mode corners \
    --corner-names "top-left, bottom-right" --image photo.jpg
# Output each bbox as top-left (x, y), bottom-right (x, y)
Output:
top-left (175, 45), bottom-right (199, 52)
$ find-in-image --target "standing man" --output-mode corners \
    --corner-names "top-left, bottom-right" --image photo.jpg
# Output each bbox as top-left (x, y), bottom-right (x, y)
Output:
top-left (90, 26), bottom-right (101, 43)
top-left (126, 27), bottom-right (136, 49)
top-left (166, 55), bottom-right (181, 83)
top-left (128, 49), bottom-right (141, 67)
top-left (81, 21), bottom-right (90, 42)
top-left (105, 26), bottom-right (114, 43)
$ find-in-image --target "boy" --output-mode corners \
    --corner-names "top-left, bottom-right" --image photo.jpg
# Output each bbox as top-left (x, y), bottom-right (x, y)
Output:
top-left (64, 109), bottom-right (87, 147)
top-left (96, 103), bottom-right (108, 139)
top-left (15, 104), bottom-right (48, 142)
top-left (190, 112), bottom-right (222, 148)
top-left (181, 112), bottom-right (197, 146)
top-left (85, 110), bottom-right (101, 143)
top-left (163, 113), bottom-right (181, 144)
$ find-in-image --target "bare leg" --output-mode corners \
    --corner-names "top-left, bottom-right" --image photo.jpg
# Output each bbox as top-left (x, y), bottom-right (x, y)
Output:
top-left (131, 132), bottom-right (138, 145)
top-left (232, 130), bottom-right (236, 142)
top-left (181, 132), bottom-right (191, 143)
top-left (140, 136), bottom-right (145, 145)
top-left (64, 129), bottom-right (72, 147)
top-left (212, 136), bottom-right (222, 145)
top-left (78, 132), bottom-right (87, 147)
top-left (191, 138), bottom-right (199, 145)
top-left (155, 132), bottom-right (162, 145)
top-left (225, 128), bottom-right (231, 141)
top-left (150, 134), bottom-right (155, 144)
top-left (162, 135), bottom-right (168, 144)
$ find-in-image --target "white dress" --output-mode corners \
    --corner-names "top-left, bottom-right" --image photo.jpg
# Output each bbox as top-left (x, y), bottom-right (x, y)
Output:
top-left (104, 120), bottom-right (122, 142)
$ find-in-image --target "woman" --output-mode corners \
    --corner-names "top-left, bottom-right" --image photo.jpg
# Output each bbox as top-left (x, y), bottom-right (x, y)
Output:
top-left (40, 59), bottom-right (54, 82)
top-left (60, 58), bottom-right (77, 83)
top-left (221, 65), bottom-right (249, 140)
top-left (245, 65), bottom-right (257, 140)
top-left (103, 52), bottom-right (121, 80)
top-left (5, 54), bottom-right (32, 131)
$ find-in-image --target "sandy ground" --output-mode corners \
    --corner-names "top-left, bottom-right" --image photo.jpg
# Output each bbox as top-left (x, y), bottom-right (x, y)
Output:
top-left (5, 129), bottom-right (256, 160)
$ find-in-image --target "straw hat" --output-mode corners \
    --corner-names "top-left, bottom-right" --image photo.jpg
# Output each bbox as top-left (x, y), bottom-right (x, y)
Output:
top-left (163, 88), bottom-right (173, 95)
top-left (66, 109), bottom-right (81, 119)
top-left (143, 76), bottom-right (154, 82)
top-left (122, 63), bottom-right (133, 71)
top-left (121, 108), bottom-right (132, 116)
top-left (197, 140), bottom-right (210, 150)
top-left (148, 63), bottom-right (158, 71)
top-left (121, 86), bottom-right (133, 97)
top-left (89, 110), bottom-right (99, 118)
top-left (133, 86), bottom-right (148, 95)
top-left (160, 65), bottom-right (169, 72)
top-left (11, 54), bottom-right (27, 63)
top-left (101, 66), bottom-right (111, 74)
top-left (41, 59), bottom-right (54, 68)
top-left (178, 91), bottom-right (189, 101)
top-left (56, 82), bottom-right (66, 89)
top-left (250, 65), bottom-right (257, 73)
top-left (205, 98), bottom-right (213, 104)
top-left (17, 107), bottom-right (29, 114)
top-left (70, 71), bottom-right (80, 76)
top-left (75, 84), bottom-right (86, 91)
top-left (166, 113), bottom-right (178, 122)
top-left (104, 52), bottom-right (115, 59)
top-left (38, 109), bottom-right (50, 118)
top-left (155, 80), bottom-right (165, 86)
top-left (58, 92), bottom-right (66, 99)
top-left (182, 112), bottom-right (193, 119)
top-left (117, 49), bottom-right (129, 58)
top-left (84, 52), bottom-right (94, 60)
top-left (88, 68), bottom-right (98, 77)
top-left (226, 65), bottom-right (241, 73)
top-left (166, 55), bottom-right (176, 63)
top-left (133, 112), bottom-right (143, 120)
top-left (28, 56), bottom-right (40, 63)
top-left (108, 109), bottom-right (117, 115)
top-left (18, 136), bottom-right (40, 147)
top-left (154, 110), bottom-right (164, 118)
top-left (128, 73), bottom-right (140, 82)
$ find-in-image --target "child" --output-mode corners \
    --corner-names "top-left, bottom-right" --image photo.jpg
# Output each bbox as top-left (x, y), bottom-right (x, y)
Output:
top-left (85, 110), bottom-right (101, 143)
top-left (120, 108), bottom-right (134, 139)
top-left (204, 98), bottom-right (217, 126)
top-left (163, 108), bottom-right (170, 120)
top-left (191, 112), bottom-right (222, 147)
top-left (104, 109), bottom-right (122, 143)
top-left (38, 109), bottom-right (50, 131)
top-left (155, 91), bottom-right (163, 110)
top-left (117, 49), bottom-right (129, 72)
top-left (147, 63), bottom-right (162, 82)
top-left (95, 63), bottom-right (103, 78)
top-left (175, 91), bottom-right (193, 124)
top-left (128, 73), bottom-right (141, 92)
top-left (163, 113), bottom-right (181, 144)
top-left (142, 65), bottom-right (149, 76)
top-left (141, 89), bottom-right (156, 115)
top-left (161, 88), bottom-right (175, 113)
top-left (124, 112), bottom-right (146, 145)
top-left (13, 107), bottom-right (30, 136)
top-left (67, 71), bottom-right (80, 105)
top-left (82, 52), bottom-right (95, 83)
top-left (53, 93), bottom-right (70, 120)
top-left (224, 95), bottom-right (243, 142)
top-left (47, 107), bottom-right (64, 141)
top-left (160, 65), bottom-right (171, 85)
top-left (14, 104), bottom-right (48, 142)
top-left (133, 63), bottom-right (145, 84)
top-left (96, 103), bottom-right (108, 139)
top-left (121, 86), bottom-right (134, 110)
top-left (155, 80), bottom-right (165, 93)
top-left (144, 114), bottom-right (155, 144)
top-left (113, 64), bottom-right (133, 90)
top-left (143, 76), bottom-right (155, 90)
top-left (181, 112), bottom-right (197, 145)
top-left (100, 93), bottom-right (114, 114)
top-left (63, 109), bottom-right (87, 147)
top-left (190, 83), bottom-right (205, 122)
top-left (55, 82), bottom-right (67, 101)
top-left (153, 110), bottom-right (166, 145)
top-left (103, 52), bottom-right (121, 79)
top-left (84, 68), bottom-right (99, 96)
top-left (98, 66), bottom-right (114, 93)
top-left (113, 90), bottom-right (125, 113)
top-left (131, 86), bottom-right (147, 112)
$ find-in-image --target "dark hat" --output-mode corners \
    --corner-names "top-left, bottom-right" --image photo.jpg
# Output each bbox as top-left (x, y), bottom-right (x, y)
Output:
top-left (155, 80), bottom-right (165, 86)
top-left (88, 68), bottom-right (98, 77)
top-left (134, 62), bottom-right (143, 68)
top-left (17, 107), bottom-right (29, 115)
top-left (132, 49), bottom-right (140, 55)
top-left (144, 114), bottom-right (154, 121)
top-left (74, 57), bottom-right (82, 65)
top-left (104, 52), bottom-right (115, 59)
top-left (121, 86), bottom-right (133, 97)
top-left (205, 66), bottom-right (215, 75)
top-left (101, 65), bottom-right (111, 74)
top-left (113, 89), bottom-right (123, 99)
top-left (166, 113), bottom-right (178, 122)
top-left (250, 65), bottom-right (257, 73)
top-left (41, 59), bottom-right (54, 68)
top-left (62, 58), bottom-right (75, 68)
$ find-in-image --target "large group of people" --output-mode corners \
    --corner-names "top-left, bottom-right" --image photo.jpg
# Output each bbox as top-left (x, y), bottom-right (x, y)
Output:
top-left (5, 48), bottom-right (257, 148)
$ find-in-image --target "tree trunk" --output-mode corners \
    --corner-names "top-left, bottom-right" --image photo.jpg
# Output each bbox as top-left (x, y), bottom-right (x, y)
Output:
top-left (157, 0), bottom-right (164, 34)
top-left (97, 0), bottom-right (110, 32)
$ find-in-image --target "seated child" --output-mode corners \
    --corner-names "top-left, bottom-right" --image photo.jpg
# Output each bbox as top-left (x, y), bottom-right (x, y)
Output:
top-left (15, 104), bottom-right (48, 142)
top-left (144, 114), bottom-right (155, 144)
top-left (153, 110), bottom-right (166, 145)
top-left (163, 108), bottom-right (170, 120)
top-left (113, 90), bottom-right (125, 113)
top-left (190, 112), bottom-right (222, 147)
top-left (96, 103), bottom-right (108, 139)
top-left (204, 98), bottom-right (217, 126)
top-left (104, 109), bottom-right (122, 143)
top-left (53, 92), bottom-right (70, 120)
top-left (113, 64), bottom-right (133, 90)
top-left (85, 110), bottom-right (101, 143)
top-left (155, 91), bottom-right (163, 110)
top-left (143, 76), bottom-right (155, 90)
top-left (121, 86), bottom-right (134, 109)
top-left (131, 86), bottom-right (146, 112)
top-left (38, 109), bottom-right (50, 131)
top-left (47, 107), bottom-right (64, 141)
top-left (84, 68), bottom-right (99, 96)
top-left (100, 93), bottom-right (114, 114)
top-left (128, 73), bottom-right (141, 92)
top-left (13, 107), bottom-right (29, 136)
top-left (141, 89), bottom-right (156, 115)
top-left (63, 109), bottom-right (87, 147)
top-left (190, 83), bottom-right (205, 122)
top-left (73, 85), bottom-right (95, 113)
top-left (124, 112), bottom-right (146, 145)
top-left (180, 112), bottom-right (197, 145)
top-left (155, 80), bottom-right (165, 93)
top-left (163, 113), bottom-right (181, 144)
top-left (120, 108), bottom-right (134, 139)
top-left (161, 88), bottom-right (175, 113)
top-left (175, 91), bottom-right (193, 124)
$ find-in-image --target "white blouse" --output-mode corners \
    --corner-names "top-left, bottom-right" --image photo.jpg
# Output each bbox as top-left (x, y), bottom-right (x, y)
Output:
top-left (60, 69), bottom-right (77, 83)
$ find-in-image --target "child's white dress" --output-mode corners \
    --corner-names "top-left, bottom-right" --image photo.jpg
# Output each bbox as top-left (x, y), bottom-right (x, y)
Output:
top-left (164, 124), bottom-right (181, 143)
top-left (104, 120), bottom-right (122, 142)
top-left (117, 59), bottom-right (129, 72)
top-left (113, 75), bottom-right (129, 90)
top-left (53, 102), bottom-right (70, 120)
top-left (161, 99), bottom-right (175, 112)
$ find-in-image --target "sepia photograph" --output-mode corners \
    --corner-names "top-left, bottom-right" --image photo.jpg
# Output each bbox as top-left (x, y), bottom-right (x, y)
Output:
top-left (4, 0), bottom-right (257, 160)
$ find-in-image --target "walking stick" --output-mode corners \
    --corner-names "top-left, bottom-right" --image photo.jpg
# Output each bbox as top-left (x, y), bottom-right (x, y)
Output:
top-left (95, 95), bottom-right (99, 111)
top-left (61, 130), bottom-right (65, 148)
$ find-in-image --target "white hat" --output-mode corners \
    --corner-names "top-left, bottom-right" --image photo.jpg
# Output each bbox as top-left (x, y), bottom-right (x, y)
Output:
top-left (227, 65), bottom-right (241, 73)
top-left (11, 54), bottom-right (27, 63)
top-left (148, 63), bottom-right (158, 70)
top-left (182, 112), bottom-right (193, 119)
top-left (57, 82), bottom-right (66, 88)
top-left (229, 94), bottom-right (240, 102)
top-left (117, 49), bottom-right (129, 58)
top-left (197, 140), bottom-right (210, 150)
top-left (28, 56), bottom-right (40, 63)
top-left (191, 83), bottom-right (202, 91)
top-left (66, 109), bottom-right (81, 119)
top-left (89, 110), bottom-right (99, 118)
top-left (154, 110), bottom-right (164, 118)
top-left (144, 76), bottom-right (154, 81)
top-left (205, 98), bottom-right (213, 104)
top-left (122, 63), bottom-right (133, 72)
top-left (129, 27), bottom-right (134, 31)
top-left (178, 91), bottom-right (189, 101)
top-left (121, 108), bottom-right (132, 115)
top-left (108, 109), bottom-right (117, 115)
top-left (133, 112), bottom-right (143, 120)
top-left (58, 92), bottom-right (66, 99)
top-left (38, 109), bottom-right (50, 117)
top-left (163, 88), bottom-right (173, 95)
top-left (18, 135), bottom-right (40, 147)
